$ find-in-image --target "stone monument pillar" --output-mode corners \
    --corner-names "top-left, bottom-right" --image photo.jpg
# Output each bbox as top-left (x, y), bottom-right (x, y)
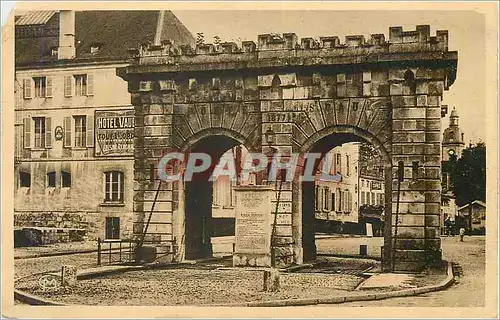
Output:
top-left (233, 186), bottom-right (273, 267)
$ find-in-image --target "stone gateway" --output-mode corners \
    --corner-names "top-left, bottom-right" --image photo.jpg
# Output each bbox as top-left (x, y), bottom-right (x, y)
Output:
top-left (118, 25), bottom-right (458, 272)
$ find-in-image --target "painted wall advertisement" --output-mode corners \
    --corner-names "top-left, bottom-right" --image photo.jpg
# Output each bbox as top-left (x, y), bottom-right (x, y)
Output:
top-left (95, 109), bottom-right (134, 157)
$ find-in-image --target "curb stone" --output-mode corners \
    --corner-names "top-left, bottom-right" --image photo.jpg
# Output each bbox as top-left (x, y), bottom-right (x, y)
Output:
top-left (14, 249), bottom-right (97, 260)
top-left (244, 260), bottom-right (455, 307)
top-left (14, 289), bottom-right (67, 306)
top-left (14, 260), bottom-right (455, 307)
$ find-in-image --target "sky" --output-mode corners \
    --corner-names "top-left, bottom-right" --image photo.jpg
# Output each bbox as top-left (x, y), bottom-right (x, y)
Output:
top-left (173, 10), bottom-right (486, 144)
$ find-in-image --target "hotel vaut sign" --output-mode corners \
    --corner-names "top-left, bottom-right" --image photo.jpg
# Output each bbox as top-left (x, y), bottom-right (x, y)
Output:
top-left (95, 109), bottom-right (134, 156)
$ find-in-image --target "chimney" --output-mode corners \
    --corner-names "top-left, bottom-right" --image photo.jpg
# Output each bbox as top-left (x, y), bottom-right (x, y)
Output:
top-left (58, 10), bottom-right (76, 60)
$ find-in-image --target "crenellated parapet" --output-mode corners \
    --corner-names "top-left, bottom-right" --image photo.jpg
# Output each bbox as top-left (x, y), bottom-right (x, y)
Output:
top-left (124, 25), bottom-right (456, 86)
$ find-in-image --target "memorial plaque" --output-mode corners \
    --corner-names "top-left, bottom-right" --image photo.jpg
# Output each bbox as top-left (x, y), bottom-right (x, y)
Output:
top-left (234, 187), bottom-right (272, 254)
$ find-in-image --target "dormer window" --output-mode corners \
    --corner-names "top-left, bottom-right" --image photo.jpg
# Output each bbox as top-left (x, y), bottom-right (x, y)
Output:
top-left (90, 45), bottom-right (100, 54)
top-left (90, 43), bottom-right (103, 54)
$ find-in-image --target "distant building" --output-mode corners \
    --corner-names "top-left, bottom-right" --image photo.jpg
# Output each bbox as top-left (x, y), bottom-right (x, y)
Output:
top-left (14, 10), bottom-right (194, 241)
top-left (458, 201), bottom-right (486, 232)
top-left (314, 143), bottom-right (360, 229)
top-left (441, 193), bottom-right (457, 234)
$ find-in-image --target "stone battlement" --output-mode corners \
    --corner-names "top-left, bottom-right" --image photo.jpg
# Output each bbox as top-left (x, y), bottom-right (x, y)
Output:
top-left (123, 25), bottom-right (456, 76)
top-left (129, 25), bottom-right (450, 63)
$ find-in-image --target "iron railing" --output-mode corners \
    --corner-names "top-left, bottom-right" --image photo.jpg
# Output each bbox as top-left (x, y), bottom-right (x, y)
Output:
top-left (97, 238), bottom-right (136, 266)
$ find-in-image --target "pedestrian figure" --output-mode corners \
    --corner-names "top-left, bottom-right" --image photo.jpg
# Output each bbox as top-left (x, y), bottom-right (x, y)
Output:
top-left (444, 216), bottom-right (451, 236)
top-left (459, 227), bottom-right (466, 242)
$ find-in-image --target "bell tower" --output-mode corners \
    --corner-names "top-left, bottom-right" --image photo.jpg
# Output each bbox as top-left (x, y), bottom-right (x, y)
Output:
top-left (442, 107), bottom-right (465, 161)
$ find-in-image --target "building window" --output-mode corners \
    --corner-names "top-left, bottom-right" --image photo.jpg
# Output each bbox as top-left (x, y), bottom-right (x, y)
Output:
top-left (361, 191), bottom-right (366, 205)
top-left (337, 189), bottom-right (342, 212)
top-left (33, 117), bottom-right (46, 148)
top-left (74, 75), bottom-right (87, 96)
top-left (372, 192), bottom-right (376, 205)
top-left (212, 182), bottom-right (219, 206)
top-left (315, 186), bottom-right (320, 211)
top-left (62, 171), bottom-right (71, 188)
top-left (336, 154), bottom-right (341, 174)
top-left (330, 192), bottom-right (335, 211)
top-left (323, 187), bottom-right (329, 211)
top-left (90, 45), bottom-right (100, 54)
top-left (47, 171), bottom-right (56, 188)
top-left (347, 190), bottom-right (352, 213)
top-left (105, 217), bottom-right (120, 239)
top-left (33, 77), bottom-right (46, 98)
top-left (19, 171), bottom-right (31, 188)
top-left (74, 116), bottom-right (87, 147)
top-left (346, 155), bottom-right (350, 176)
top-left (104, 171), bottom-right (124, 203)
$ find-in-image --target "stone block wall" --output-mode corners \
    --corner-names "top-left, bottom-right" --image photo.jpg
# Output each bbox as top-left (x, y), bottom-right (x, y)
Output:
top-left (119, 25), bottom-right (457, 271)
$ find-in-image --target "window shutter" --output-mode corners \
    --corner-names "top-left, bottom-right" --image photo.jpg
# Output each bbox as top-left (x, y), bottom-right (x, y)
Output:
top-left (64, 75), bottom-right (73, 97)
top-left (103, 172), bottom-right (107, 203)
top-left (326, 189), bottom-right (331, 211)
top-left (86, 115), bottom-right (94, 147)
top-left (348, 192), bottom-right (352, 212)
top-left (87, 74), bottom-right (94, 96)
top-left (45, 117), bottom-right (52, 148)
top-left (23, 79), bottom-right (32, 99)
top-left (336, 188), bottom-right (341, 211)
top-left (63, 116), bottom-right (72, 147)
top-left (46, 76), bottom-right (53, 97)
top-left (318, 187), bottom-right (322, 211)
top-left (23, 117), bottom-right (31, 149)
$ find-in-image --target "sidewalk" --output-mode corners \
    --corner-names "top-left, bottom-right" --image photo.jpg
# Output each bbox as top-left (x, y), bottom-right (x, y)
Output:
top-left (15, 241), bottom-right (97, 259)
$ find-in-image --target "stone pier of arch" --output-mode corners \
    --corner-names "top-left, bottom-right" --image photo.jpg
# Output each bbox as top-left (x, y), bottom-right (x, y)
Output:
top-left (118, 25), bottom-right (458, 272)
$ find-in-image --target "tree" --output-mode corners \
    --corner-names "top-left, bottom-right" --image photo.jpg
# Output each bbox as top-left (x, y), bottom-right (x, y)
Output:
top-left (450, 142), bottom-right (486, 207)
top-left (450, 142), bottom-right (486, 230)
top-left (359, 142), bottom-right (384, 176)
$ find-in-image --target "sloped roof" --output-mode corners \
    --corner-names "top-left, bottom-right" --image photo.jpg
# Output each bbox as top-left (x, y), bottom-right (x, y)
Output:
top-left (458, 200), bottom-right (486, 211)
top-left (16, 11), bottom-right (56, 25)
top-left (15, 10), bottom-right (195, 66)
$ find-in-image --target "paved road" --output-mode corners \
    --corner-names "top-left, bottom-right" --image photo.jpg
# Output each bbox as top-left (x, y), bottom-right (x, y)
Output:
top-left (316, 235), bottom-right (486, 307)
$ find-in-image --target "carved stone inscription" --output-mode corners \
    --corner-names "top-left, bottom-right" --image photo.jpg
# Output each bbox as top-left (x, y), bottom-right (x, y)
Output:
top-left (234, 187), bottom-right (272, 254)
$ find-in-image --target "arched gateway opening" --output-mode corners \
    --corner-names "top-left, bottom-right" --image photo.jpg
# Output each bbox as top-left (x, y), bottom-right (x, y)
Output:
top-left (299, 126), bottom-right (392, 262)
top-left (178, 129), bottom-right (255, 260)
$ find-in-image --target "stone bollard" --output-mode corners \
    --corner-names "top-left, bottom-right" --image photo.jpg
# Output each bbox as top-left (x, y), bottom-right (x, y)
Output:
top-left (61, 265), bottom-right (77, 286)
top-left (263, 268), bottom-right (280, 292)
